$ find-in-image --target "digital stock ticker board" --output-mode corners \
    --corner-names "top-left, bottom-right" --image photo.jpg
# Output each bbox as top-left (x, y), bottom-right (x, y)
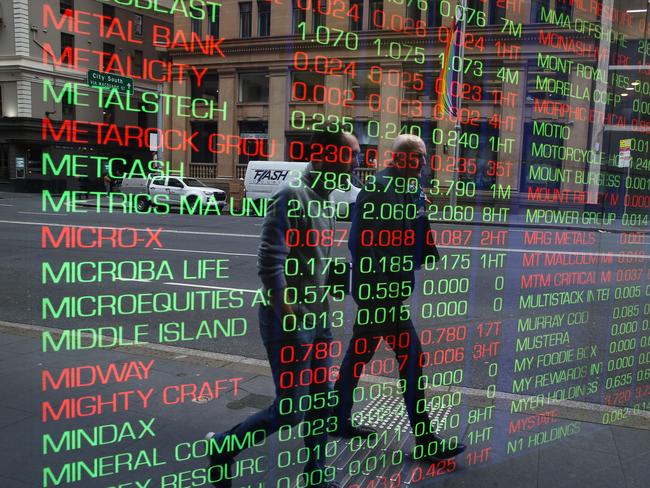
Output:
top-left (0, 0), bottom-right (649, 487)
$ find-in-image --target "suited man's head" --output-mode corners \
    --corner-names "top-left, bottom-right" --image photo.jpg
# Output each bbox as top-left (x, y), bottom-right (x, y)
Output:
top-left (391, 134), bottom-right (427, 179)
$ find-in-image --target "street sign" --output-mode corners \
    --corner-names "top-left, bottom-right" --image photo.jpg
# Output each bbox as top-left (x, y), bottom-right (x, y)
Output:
top-left (87, 69), bottom-right (133, 93)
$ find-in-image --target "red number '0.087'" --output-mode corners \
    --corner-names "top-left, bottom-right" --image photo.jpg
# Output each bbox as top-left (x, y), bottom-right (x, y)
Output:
top-left (286, 228), bottom-right (348, 247)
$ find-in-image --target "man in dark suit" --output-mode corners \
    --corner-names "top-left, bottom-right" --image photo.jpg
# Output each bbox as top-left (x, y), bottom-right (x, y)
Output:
top-left (333, 134), bottom-right (466, 461)
top-left (206, 126), bottom-right (354, 488)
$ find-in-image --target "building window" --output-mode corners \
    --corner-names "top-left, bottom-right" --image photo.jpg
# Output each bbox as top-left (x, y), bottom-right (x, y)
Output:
top-left (403, 69), bottom-right (431, 100)
top-left (555, 0), bottom-right (572, 18)
top-left (426, 0), bottom-right (442, 28)
top-left (286, 133), bottom-right (312, 161)
top-left (239, 121), bottom-right (268, 165)
top-left (349, 0), bottom-right (363, 31)
top-left (60, 0), bottom-right (73, 15)
top-left (351, 68), bottom-right (381, 100)
top-left (240, 2), bottom-right (252, 38)
top-left (488, 1), bottom-right (507, 25)
top-left (134, 14), bottom-right (143, 36)
top-left (102, 43), bottom-right (114, 71)
top-left (138, 102), bottom-right (150, 129)
top-left (459, 122), bottom-right (498, 191)
top-left (191, 122), bottom-right (218, 164)
top-left (103, 4), bottom-right (115, 32)
top-left (209, 5), bottom-right (220, 37)
top-left (466, 0), bottom-right (483, 12)
top-left (103, 107), bottom-right (115, 124)
top-left (192, 15), bottom-right (202, 37)
top-left (313, 0), bottom-right (327, 32)
top-left (292, 0), bottom-right (306, 34)
top-left (531, 0), bottom-right (550, 23)
top-left (290, 72), bottom-right (325, 102)
top-left (239, 72), bottom-right (269, 102)
top-left (192, 73), bottom-right (219, 100)
top-left (526, 61), bottom-right (569, 101)
top-left (368, 0), bottom-right (383, 30)
top-left (61, 33), bottom-right (74, 56)
top-left (62, 98), bottom-right (75, 120)
top-left (406, 2), bottom-right (420, 25)
top-left (521, 120), bottom-right (563, 192)
top-left (258, 1), bottom-right (271, 36)
top-left (352, 122), bottom-right (379, 171)
top-left (132, 50), bottom-right (143, 76)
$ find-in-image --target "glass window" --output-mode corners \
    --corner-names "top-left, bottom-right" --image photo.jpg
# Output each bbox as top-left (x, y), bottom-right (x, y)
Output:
top-left (239, 72), bottom-right (269, 102)
top-left (61, 33), bottom-right (74, 56)
top-left (134, 14), bottom-right (143, 36)
top-left (209, 5), bottom-right (220, 37)
top-left (526, 61), bottom-right (569, 102)
top-left (292, 0), bottom-right (306, 34)
top-left (290, 72), bottom-right (326, 102)
top-left (103, 103), bottom-right (115, 123)
top-left (466, 0), bottom-right (483, 12)
top-left (530, 0), bottom-right (550, 23)
top-left (103, 4), bottom-right (115, 32)
top-left (555, 0), bottom-right (573, 18)
top-left (138, 102), bottom-right (150, 129)
top-left (286, 133), bottom-right (312, 161)
top-left (406, 2), bottom-right (420, 24)
top-left (369, 0), bottom-right (383, 30)
top-left (258, 1), bottom-right (271, 36)
top-left (192, 73), bottom-right (219, 100)
top-left (488, 1), bottom-right (507, 25)
top-left (459, 122), bottom-right (498, 191)
top-left (61, 98), bottom-right (75, 120)
top-left (427, 0), bottom-right (442, 28)
top-left (313, 0), bottom-right (327, 33)
top-left (349, 0), bottom-right (363, 31)
top-left (168, 178), bottom-right (184, 188)
top-left (240, 2), bottom-right (252, 38)
top-left (464, 64), bottom-right (501, 101)
top-left (520, 120), bottom-right (564, 193)
top-left (403, 69), bottom-right (432, 100)
top-left (353, 122), bottom-right (379, 170)
top-left (151, 177), bottom-right (165, 186)
top-left (190, 122), bottom-right (218, 164)
top-left (102, 42), bottom-right (114, 71)
top-left (184, 178), bottom-right (207, 187)
top-left (132, 50), bottom-right (143, 76)
top-left (239, 121), bottom-right (268, 165)
top-left (192, 15), bottom-right (202, 37)
top-left (60, 0), bottom-right (73, 15)
top-left (350, 68), bottom-right (381, 100)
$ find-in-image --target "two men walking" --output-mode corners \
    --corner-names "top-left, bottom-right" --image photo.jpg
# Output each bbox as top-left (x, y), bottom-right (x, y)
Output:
top-left (207, 130), bottom-right (464, 487)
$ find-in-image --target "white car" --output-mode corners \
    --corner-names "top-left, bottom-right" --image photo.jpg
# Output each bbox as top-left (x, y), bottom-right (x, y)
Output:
top-left (121, 175), bottom-right (227, 212)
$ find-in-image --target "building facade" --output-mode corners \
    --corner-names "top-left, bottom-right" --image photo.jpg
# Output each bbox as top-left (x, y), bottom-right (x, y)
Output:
top-left (166, 0), bottom-right (649, 212)
top-left (0, 0), bottom-right (172, 191)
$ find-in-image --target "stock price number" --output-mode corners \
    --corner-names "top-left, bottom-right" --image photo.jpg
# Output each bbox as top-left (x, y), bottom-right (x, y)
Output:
top-left (293, 51), bottom-right (357, 78)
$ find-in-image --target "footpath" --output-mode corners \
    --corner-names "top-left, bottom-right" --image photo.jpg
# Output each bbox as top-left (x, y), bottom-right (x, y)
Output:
top-left (0, 321), bottom-right (648, 488)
